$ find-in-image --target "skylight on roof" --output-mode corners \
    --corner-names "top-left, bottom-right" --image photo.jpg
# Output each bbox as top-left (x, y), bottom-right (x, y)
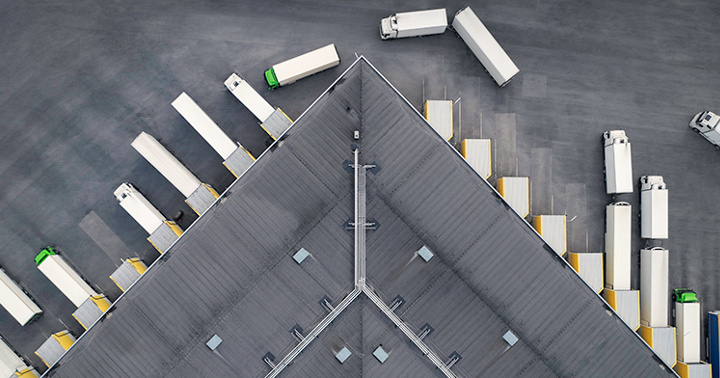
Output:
top-left (373, 345), bottom-right (389, 363)
top-left (293, 248), bottom-right (309, 264)
top-left (418, 246), bottom-right (434, 262)
top-left (206, 334), bottom-right (223, 351)
top-left (335, 346), bottom-right (352, 363)
top-left (503, 330), bottom-right (518, 346)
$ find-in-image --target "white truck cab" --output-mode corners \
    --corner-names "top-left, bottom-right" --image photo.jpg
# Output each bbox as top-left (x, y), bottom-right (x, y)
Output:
top-left (379, 9), bottom-right (447, 40)
top-left (689, 111), bottom-right (720, 148)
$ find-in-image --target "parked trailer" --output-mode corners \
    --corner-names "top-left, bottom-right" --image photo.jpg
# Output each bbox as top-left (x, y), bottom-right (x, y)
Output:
top-left (109, 258), bottom-right (147, 292)
top-left (35, 247), bottom-right (97, 308)
top-left (708, 311), bottom-right (720, 378)
top-left (604, 289), bottom-right (640, 330)
top-left (173, 90), bottom-right (256, 177)
top-left (379, 8), bottom-right (447, 40)
top-left (676, 301), bottom-right (701, 363)
top-left (641, 247), bottom-right (669, 327)
top-left (131, 132), bottom-right (219, 215)
top-left (640, 175), bottom-right (668, 239)
top-left (603, 130), bottom-right (633, 194)
top-left (605, 202), bottom-right (632, 290)
top-left (0, 267), bottom-right (42, 326)
top-left (497, 177), bottom-right (529, 217)
top-left (569, 252), bottom-right (604, 293)
top-left (114, 183), bottom-right (182, 254)
top-left (639, 326), bottom-right (677, 369)
top-left (264, 44), bottom-right (340, 89)
top-left (224, 73), bottom-right (293, 141)
top-left (1, 336), bottom-right (38, 378)
top-left (171, 92), bottom-right (237, 160)
top-left (689, 110), bottom-right (720, 149)
top-left (451, 6), bottom-right (519, 87)
top-left (424, 100), bottom-right (453, 141)
top-left (675, 362), bottom-right (711, 378)
top-left (460, 139), bottom-right (491, 179)
top-left (35, 331), bottom-right (74, 367)
top-left (533, 215), bottom-right (566, 256)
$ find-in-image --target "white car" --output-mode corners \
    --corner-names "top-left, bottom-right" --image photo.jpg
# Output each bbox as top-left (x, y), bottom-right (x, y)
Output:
top-left (689, 111), bottom-right (720, 149)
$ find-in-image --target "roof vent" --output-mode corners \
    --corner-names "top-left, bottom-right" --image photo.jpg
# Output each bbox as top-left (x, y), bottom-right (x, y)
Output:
top-left (206, 334), bottom-right (223, 351)
top-left (373, 345), bottom-right (389, 363)
top-left (503, 330), bottom-right (518, 346)
top-left (417, 246), bottom-right (434, 262)
top-left (293, 248), bottom-right (309, 264)
top-left (335, 346), bottom-right (352, 363)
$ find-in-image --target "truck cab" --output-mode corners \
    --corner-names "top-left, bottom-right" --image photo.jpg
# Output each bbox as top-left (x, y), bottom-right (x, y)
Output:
top-left (380, 16), bottom-right (398, 40)
top-left (689, 111), bottom-right (720, 148)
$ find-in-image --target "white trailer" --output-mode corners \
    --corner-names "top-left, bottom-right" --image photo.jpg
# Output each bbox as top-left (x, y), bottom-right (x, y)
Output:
top-left (114, 183), bottom-right (182, 254)
top-left (604, 289), bottom-right (640, 330)
top-left (1, 336), bottom-right (37, 378)
top-left (379, 8), bottom-right (447, 40)
top-left (533, 215), bottom-right (566, 256)
top-left (424, 100), bottom-right (453, 141)
top-left (0, 267), bottom-right (42, 326)
top-left (452, 6), bottom-right (519, 87)
top-left (640, 175), bottom-right (668, 239)
top-left (497, 177), bottom-right (529, 218)
top-left (605, 202), bottom-right (631, 290)
top-left (264, 44), bottom-right (340, 89)
top-left (35, 247), bottom-right (97, 308)
top-left (173, 90), bottom-right (256, 177)
top-left (224, 73), bottom-right (293, 141)
top-left (131, 132), bottom-right (219, 215)
top-left (171, 92), bottom-right (237, 160)
top-left (675, 301), bottom-right (701, 363)
top-left (460, 138), bottom-right (491, 179)
top-left (603, 130), bottom-right (633, 194)
top-left (689, 110), bottom-right (720, 148)
top-left (569, 252), bottom-right (604, 293)
top-left (640, 247), bottom-right (669, 327)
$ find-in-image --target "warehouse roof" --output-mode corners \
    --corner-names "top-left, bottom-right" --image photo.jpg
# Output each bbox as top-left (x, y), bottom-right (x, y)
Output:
top-left (44, 58), bottom-right (674, 377)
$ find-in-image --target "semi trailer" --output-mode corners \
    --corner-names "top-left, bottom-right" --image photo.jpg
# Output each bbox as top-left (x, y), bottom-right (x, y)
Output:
top-left (35, 247), bottom-right (97, 308)
top-left (379, 8), bottom-right (447, 40)
top-left (0, 266), bottom-right (42, 326)
top-left (605, 202), bottom-right (632, 290)
top-left (114, 182), bottom-right (182, 254)
top-left (224, 73), bottom-right (293, 140)
top-left (131, 132), bottom-right (219, 215)
top-left (264, 44), bottom-right (340, 89)
top-left (1, 336), bottom-right (37, 378)
top-left (640, 247), bottom-right (669, 327)
top-left (603, 130), bottom-right (633, 194)
top-left (640, 175), bottom-right (668, 239)
top-left (451, 6), bottom-right (519, 87)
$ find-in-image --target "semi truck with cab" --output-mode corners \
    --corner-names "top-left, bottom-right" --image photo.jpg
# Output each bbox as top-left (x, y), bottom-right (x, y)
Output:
top-left (689, 110), bottom-right (720, 148)
top-left (640, 175), bottom-right (668, 239)
top-left (35, 247), bottom-right (98, 308)
top-left (379, 8), bottom-right (447, 40)
top-left (451, 6), bottom-right (519, 87)
top-left (264, 44), bottom-right (340, 89)
top-left (603, 130), bottom-right (633, 194)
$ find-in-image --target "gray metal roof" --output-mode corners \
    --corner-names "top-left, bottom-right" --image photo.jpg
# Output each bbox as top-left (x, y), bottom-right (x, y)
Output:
top-left (44, 58), bottom-right (675, 377)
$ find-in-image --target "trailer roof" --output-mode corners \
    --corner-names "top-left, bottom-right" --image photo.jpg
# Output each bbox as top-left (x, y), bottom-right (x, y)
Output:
top-left (44, 57), bottom-right (675, 377)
